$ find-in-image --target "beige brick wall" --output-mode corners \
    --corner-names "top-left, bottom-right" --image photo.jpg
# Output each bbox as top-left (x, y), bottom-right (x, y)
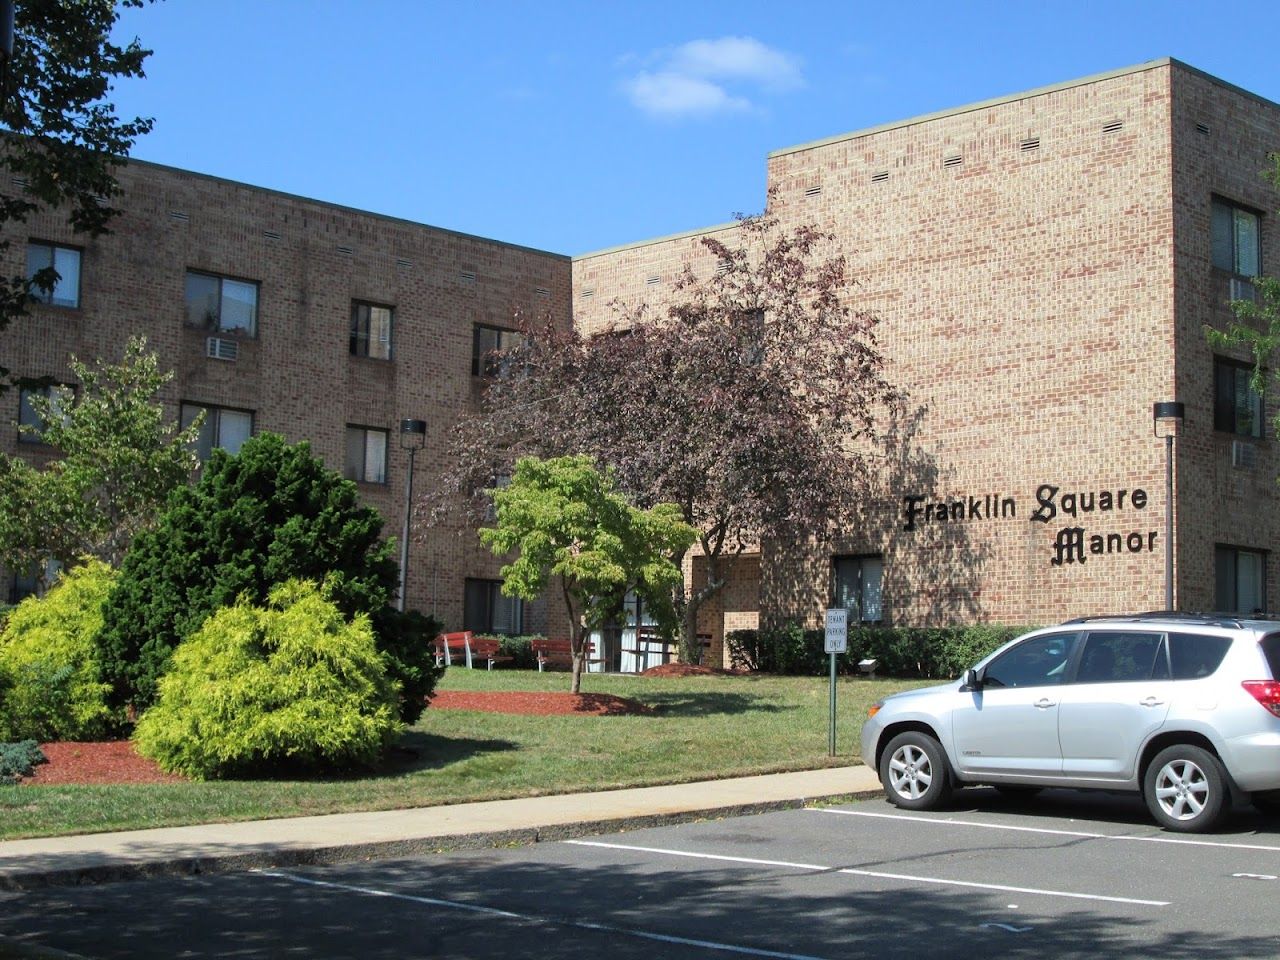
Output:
top-left (1, 160), bottom-right (573, 633)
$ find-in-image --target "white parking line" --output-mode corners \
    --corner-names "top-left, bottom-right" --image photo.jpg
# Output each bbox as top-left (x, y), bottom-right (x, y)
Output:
top-left (258, 870), bottom-right (838, 960)
top-left (566, 840), bottom-right (1168, 907)
top-left (813, 808), bottom-right (1280, 853)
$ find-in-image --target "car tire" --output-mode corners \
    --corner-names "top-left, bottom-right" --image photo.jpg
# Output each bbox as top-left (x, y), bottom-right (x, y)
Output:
top-left (1143, 744), bottom-right (1228, 833)
top-left (879, 731), bottom-right (952, 811)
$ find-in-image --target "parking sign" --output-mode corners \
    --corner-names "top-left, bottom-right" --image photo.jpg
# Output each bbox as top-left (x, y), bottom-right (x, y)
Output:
top-left (824, 608), bottom-right (848, 654)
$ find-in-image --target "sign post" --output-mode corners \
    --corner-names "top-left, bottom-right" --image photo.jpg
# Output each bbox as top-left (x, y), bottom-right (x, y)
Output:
top-left (824, 608), bottom-right (849, 757)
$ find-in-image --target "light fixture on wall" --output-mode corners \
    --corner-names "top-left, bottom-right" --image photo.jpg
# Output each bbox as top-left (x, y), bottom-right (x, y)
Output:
top-left (1153, 402), bottom-right (1185, 611)
top-left (398, 418), bottom-right (427, 612)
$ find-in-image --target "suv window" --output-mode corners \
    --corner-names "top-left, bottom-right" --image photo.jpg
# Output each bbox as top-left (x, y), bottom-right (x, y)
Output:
top-left (1168, 633), bottom-right (1233, 680)
top-left (1260, 633), bottom-right (1280, 679)
top-left (1075, 631), bottom-right (1165, 683)
top-left (984, 633), bottom-right (1079, 688)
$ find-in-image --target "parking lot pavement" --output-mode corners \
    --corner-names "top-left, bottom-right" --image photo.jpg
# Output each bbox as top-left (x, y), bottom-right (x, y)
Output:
top-left (2, 790), bottom-right (1279, 960)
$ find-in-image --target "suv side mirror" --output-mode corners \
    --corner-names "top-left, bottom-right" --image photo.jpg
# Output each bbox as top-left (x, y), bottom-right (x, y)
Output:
top-left (964, 667), bottom-right (983, 691)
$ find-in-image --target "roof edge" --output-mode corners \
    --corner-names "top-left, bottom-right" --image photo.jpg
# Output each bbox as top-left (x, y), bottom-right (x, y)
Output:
top-left (573, 220), bottom-right (740, 262)
top-left (123, 156), bottom-right (572, 261)
top-left (769, 58), bottom-right (1182, 159)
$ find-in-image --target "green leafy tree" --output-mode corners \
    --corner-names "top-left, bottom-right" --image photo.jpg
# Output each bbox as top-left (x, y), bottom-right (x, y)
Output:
top-left (0, 336), bottom-right (200, 582)
top-left (0, 0), bottom-right (156, 387)
top-left (0, 558), bottom-right (115, 741)
top-left (96, 432), bottom-right (438, 720)
top-left (1207, 154), bottom-right (1280, 432)
top-left (133, 580), bottom-right (402, 779)
top-left (480, 455), bottom-right (696, 693)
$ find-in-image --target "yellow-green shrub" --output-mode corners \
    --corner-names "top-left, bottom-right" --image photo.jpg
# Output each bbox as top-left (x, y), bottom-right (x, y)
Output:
top-left (133, 580), bottom-right (402, 779)
top-left (0, 560), bottom-right (114, 741)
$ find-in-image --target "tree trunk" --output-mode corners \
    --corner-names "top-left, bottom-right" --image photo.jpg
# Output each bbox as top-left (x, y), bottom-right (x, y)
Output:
top-left (570, 626), bottom-right (585, 694)
top-left (678, 596), bottom-right (703, 665)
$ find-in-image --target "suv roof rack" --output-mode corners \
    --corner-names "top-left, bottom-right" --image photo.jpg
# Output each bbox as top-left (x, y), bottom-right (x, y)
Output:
top-left (1063, 611), bottom-right (1252, 629)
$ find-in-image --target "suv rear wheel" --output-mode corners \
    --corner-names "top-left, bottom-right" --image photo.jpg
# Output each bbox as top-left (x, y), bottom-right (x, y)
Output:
top-left (1143, 744), bottom-right (1228, 833)
top-left (879, 731), bottom-right (952, 811)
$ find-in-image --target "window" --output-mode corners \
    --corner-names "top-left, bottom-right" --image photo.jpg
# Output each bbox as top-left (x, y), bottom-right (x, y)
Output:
top-left (344, 425), bottom-right (388, 484)
top-left (832, 555), bottom-right (883, 622)
top-left (464, 578), bottom-right (523, 635)
top-left (9, 558), bottom-right (61, 603)
top-left (983, 632), bottom-right (1081, 688)
top-left (1214, 357), bottom-right (1263, 437)
top-left (350, 302), bottom-right (393, 360)
top-left (1167, 634), bottom-right (1233, 680)
top-left (1216, 546), bottom-right (1266, 614)
top-left (185, 271), bottom-right (259, 336)
top-left (1212, 198), bottom-right (1261, 279)
top-left (471, 324), bottom-right (525, 377)
top-left (17, 383), bottom-right (73, 443)
top-left (1074, 631), bottom-right (1165, 684)
top-left (26, 242), bottom-right (81, 308)
top-left (180, 403), bottom-right (254, 461)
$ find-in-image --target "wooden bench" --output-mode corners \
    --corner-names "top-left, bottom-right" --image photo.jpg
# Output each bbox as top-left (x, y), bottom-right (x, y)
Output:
top-left (433, 631), bottom-right (472, 667)
top-left (532, 637), bottom-right (598, 672)
top-left (467, 636), bottom-right (515, 670)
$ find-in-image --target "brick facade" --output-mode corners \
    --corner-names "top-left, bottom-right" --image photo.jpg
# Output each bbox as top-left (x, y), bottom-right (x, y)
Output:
top-left (5, 58), bottom-right (1279, 656)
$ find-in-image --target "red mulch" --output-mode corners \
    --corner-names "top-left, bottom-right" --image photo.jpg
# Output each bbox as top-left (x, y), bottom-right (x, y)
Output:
top-left (429, 690), bottom-right (651, 716)
top-left (22, 741), bottom-right (186, 787)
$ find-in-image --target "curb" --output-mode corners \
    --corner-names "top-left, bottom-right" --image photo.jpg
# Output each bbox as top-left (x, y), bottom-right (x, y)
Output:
top-left (0, 789), bottom-right (881, 893)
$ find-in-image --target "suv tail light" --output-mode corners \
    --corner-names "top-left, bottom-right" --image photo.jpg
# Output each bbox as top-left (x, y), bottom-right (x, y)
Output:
top-left (1242, 681), bottom-right (1280, 717)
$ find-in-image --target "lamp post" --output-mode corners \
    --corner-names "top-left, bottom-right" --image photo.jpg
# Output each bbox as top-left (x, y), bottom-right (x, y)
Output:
top-left (1153, 401), bottom-right (1185, 611)
top-left (398, 418), bottom-right (427, 612)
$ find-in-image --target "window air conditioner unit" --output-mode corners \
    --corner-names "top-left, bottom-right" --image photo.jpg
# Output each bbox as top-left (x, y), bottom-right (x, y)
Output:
top-left (1232, 440), bottom-right (1258, 470)
top-left (206, 336), bottom-right (239, 361)
top-left (1229, 277), bottom-right (1256, 303)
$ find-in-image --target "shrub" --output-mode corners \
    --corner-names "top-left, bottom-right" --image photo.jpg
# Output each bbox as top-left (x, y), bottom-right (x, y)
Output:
top-left (133, 580), bottom-right (403, 779)
top-left (97, 433), bottom-right (399, 713)
top-left (0, 560), bottom-right (114, 741)
top-left (726, 623), bottom-right (1030, 679)
top-left (488, 634), bottom-right (544, 670)
top-left (0, 740), bottom-right (47, 784)
top-left (370, 607), bottom-right (445, 724)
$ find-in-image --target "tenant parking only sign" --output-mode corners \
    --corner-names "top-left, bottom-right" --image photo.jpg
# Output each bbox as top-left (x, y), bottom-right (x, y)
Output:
top-left (824, 608), bottom-right (848, 654)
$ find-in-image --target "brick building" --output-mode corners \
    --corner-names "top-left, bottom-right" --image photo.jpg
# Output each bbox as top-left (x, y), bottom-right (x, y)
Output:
top-left (4, 58), bottom-right (1279, 663)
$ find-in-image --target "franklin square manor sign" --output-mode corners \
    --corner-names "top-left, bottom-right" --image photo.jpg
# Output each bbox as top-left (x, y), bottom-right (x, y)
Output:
top-left (902, 484), bottom-right (1158, 566)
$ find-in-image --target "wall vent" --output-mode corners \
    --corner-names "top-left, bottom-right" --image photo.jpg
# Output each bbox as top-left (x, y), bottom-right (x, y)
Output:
top-left (645, 275), bottom-right (661, 286)
top-left (803, 185), bottom-right (822, 197)
top-left (205, 337), bottom-right (239, 362)
top-left (716, 258), bottom-right (733, 276)
top-left (1102, 120), bottom-right (1123, 134)
top-left (336, 244), bottom-right (354, 255)
top-left (535, 286), bottom-right (550, 298)
top-left (581, 288), bottom-right (595, 299)
top-left (1019, 137), bottom-right (1040, 152)
top-left (942, 155), bottom-right (963, 168)
top-left (459, 269), bottom-right (477, 283)
top-left (870, 171), bottom-right (889, 183)
top-left (1232, 440), bottom-right (1258, 470)
top-left (9, 177), bottom-right (27, 188)
top-left (262, 230), bottom-right (282, 241)
top-left (168, 210), bottom-right (190, 222)
top-left (1196, 121), bottom-right (1211, 136)
top-left (91, 195), bottom-right (109, 205)
top-left (395, 257), bottom-right (413, 268)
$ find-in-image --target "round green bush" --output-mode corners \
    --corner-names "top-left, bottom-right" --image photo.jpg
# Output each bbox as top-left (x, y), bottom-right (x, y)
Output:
top-left (0, 559), bottom-right (114, 741)
top-left (133, 580), bottom-right (403, 779)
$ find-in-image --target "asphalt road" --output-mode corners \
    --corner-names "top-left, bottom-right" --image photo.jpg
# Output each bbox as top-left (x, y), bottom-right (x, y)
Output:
top-left (3, 789), bottom-right (1279, 960)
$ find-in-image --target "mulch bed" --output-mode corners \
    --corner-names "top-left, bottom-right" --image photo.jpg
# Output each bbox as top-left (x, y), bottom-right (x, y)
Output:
top-left (22, 741), bottom-right (186, 787)
top-left (428, 690), bottom-right (652, 716)
top-left (641, 663), bottom-right (743, 678)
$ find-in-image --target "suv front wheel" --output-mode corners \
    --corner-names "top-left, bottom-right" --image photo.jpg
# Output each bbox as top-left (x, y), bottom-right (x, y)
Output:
top-left (879, 731), bottom-right (952, 811)
top-left (1143, 744), bottom-right (1228, 833)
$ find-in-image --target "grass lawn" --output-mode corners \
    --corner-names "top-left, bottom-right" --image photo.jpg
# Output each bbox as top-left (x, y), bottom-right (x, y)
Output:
top-left (0, 668), bottom-right (931, 841)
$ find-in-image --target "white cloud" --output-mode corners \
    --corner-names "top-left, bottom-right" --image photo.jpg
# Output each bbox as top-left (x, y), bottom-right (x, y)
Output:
top-left (623, 36), bottom-right (802, 119)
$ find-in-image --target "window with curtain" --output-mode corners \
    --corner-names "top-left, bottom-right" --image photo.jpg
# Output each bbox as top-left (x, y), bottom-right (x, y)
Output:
top-left (350, 302), bottom-right (393, 359)
top-left (344, 425), bottom-right (388, 484)
top-left (185, 270), bottom-right (259, 335)
top-left (832, 555), bottom-right (884, 622)
top-left (1213, 356), bottom-right (1263, 437)
top-left (180, 403), bottom-right (254, 461)
top-left (1215, 546), bottom-right (1266, 614)
top-left (26, 242), bottom-right (81, 307)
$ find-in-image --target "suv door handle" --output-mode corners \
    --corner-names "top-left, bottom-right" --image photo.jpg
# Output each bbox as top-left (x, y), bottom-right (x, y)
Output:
top-left (1034, 698), bottom-right (1057, 709)
top-left (1139, 696), bottom-right (1166, 707)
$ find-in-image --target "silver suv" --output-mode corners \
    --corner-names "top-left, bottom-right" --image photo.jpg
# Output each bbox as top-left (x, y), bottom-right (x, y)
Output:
top-left (860, 614), bottom-right (1280, 832)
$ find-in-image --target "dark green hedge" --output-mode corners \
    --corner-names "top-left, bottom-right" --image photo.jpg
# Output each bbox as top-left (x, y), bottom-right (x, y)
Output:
top-left (725, 623), bottom-right (1034, 679)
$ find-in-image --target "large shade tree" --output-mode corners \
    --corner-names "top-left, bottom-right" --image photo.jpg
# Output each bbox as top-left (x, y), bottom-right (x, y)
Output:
top-left (480, 456), bottom-right (695, 692)
top-left (0, 0), bottom-right (156, 387)
top-left (446, 210), bottom-right (898, 662)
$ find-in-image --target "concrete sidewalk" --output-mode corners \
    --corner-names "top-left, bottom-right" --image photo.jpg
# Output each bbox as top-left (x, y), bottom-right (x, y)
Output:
top-left (0, 765), bottom-right (880, 891)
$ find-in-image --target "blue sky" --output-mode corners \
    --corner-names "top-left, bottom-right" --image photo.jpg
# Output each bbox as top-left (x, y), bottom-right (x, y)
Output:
top-left (108, 1), bottom-right (1279, 256)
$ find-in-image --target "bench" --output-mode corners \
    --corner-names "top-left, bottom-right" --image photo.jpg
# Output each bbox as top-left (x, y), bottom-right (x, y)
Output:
top-left (433, 631), bottom-right (472, 667)
top-left (467, 635), bottom-right (515, 670)
top-left (532, 637), bottom-right (598, 672)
